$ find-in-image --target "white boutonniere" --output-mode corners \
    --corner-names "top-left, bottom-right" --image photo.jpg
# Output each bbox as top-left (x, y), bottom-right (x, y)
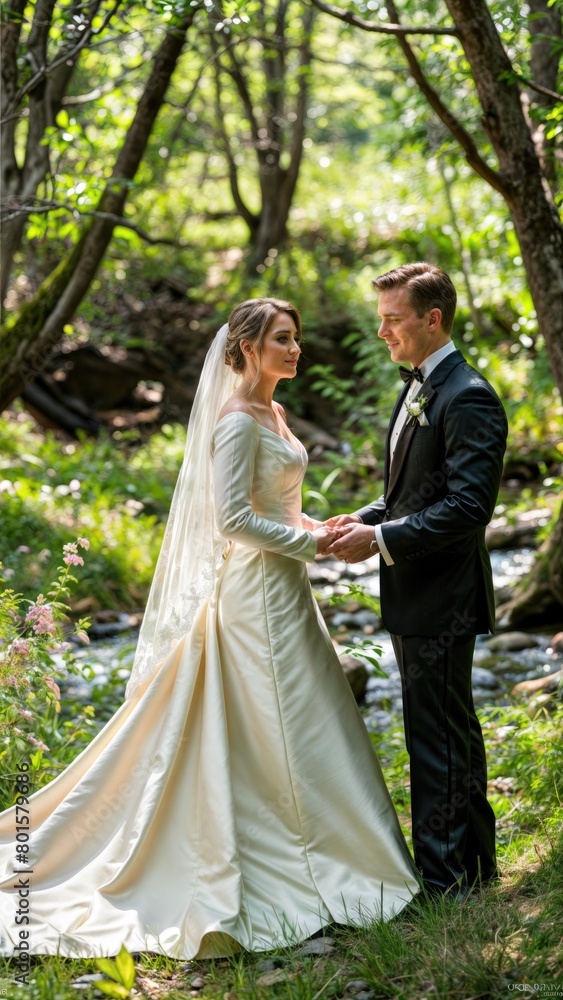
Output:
top-left (405, 394), bottom-right (429, 425)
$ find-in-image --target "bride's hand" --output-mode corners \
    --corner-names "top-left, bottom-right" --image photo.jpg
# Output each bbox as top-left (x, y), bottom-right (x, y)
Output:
top-left (324, 514), bottom-right (362, 528)
top-left (313, 525), bottom-right (342, 555)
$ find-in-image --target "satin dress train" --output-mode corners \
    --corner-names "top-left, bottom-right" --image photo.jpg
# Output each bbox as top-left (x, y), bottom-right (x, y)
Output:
top-left (0, 412), bottom-right (418, 959)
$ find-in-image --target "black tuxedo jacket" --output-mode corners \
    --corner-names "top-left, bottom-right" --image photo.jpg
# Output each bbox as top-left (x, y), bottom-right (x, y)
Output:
top-left (356, 350), bottom-right (508, 637)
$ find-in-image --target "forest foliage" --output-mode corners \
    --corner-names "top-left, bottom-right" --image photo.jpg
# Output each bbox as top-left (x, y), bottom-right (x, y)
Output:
top-left (1, 0), bottom-right (562, 613)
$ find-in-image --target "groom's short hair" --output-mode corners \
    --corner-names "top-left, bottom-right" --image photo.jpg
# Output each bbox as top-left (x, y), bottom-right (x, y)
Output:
top-left (372, 262), bottom-right (457, 333)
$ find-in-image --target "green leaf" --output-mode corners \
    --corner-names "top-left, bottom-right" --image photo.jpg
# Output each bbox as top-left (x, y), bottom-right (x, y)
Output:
top-left (94, 982), bottom-right (130, 999)
top-left (115, 945), bottom-right (136, 990)
top-left (302, 490), bottom-right (329, 507)
top-left (95, 957), bottom-right (120, 980)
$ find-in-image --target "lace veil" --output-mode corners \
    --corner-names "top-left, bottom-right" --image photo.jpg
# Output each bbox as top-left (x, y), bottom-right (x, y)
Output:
top-left (125, 323), bottom-right (238, 699)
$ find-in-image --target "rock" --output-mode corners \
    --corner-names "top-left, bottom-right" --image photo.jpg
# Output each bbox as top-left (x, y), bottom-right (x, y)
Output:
top-left (295, 937), bottom-right (335, 956)
top-left (255, 958), bottom-right (285, 973)
top-left (256, 969), bottom-right (291, 986)
top-left (511, 668), bottom-right (563, 697)
top-left (332, 610), bottom-right (380, 630)
top-left (486, 523), bottom-right (538, 550)
top-left (88, 614), bottom-right (138, 639)
top-left (486, 509), bottom-right (550, 551)
top-left (471, 666), bottom-right (501, 689)
top-left (72, 974), bottom-right (105, 985)
top-left (494, 585), bottom-right (515, 606)
top-left (550, 632), bottom-right (563, 654)
top-left (486, 632), bottom-right (539, 652)
top-left (190, 976), bottom-right (206, 989)
top-left (344, 980), bottom-right (373, 995)
top-left (339, 654), bottom-right (369, 701)
top-left (94, 609), bottom-right (122, 622)
top-left (70, 595), bottom-right (100, 614)
top-left (478, 656), bottom-right (531, 676)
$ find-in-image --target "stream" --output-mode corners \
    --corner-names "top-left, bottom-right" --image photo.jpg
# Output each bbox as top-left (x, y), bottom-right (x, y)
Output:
top-left (59, 545), bottom-right (562, 729)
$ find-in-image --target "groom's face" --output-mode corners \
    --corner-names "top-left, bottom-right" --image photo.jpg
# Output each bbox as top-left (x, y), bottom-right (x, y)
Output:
top-left (377, 287), bottom-right (439, 367)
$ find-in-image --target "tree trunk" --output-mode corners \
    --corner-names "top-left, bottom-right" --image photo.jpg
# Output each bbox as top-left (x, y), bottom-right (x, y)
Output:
top-left (0, 0), bottom-right (102, 304)
top-left (314, 0), bottom-right (563, 623)
top-left (210, 2), bottom-right (314, 270)
top-left (436, 1), bottom-right (563, 623)
top-left (528, 0), bottom-right (562, 194)
top-left (498, 502), bottom-right (563, 627)
top-left (0, 11), bottom-right (198, 410)
top-left (444, 0), bottom-right (563, 397)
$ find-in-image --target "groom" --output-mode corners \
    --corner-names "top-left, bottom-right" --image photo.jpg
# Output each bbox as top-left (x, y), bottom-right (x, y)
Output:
top-left (329, 262), bottom-right (507, 897)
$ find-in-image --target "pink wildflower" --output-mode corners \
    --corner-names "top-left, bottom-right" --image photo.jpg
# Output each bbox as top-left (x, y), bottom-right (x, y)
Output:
top-left (64, 552), bottom-right (84, 567)
top-left (45, 676), bottom-right (61, 700)
top-left (17, 545), bottom-right (31, 554)
top-left (28, 736), bottom-right (50, 752)
top-left (75, 631), bottom-right (90, 644)
top-left (77, 537), bottom-right (90, 550)
top-left (25, 604), bottom-right (56, 635)
top-left (10, 639), bottom-right (30, 657)
top-left (18, 709), bottom-right (33, 719)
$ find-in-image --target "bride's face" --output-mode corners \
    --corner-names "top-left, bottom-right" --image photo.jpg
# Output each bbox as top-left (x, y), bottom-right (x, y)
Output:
top-left (255, 312), bottom-right (302, 379)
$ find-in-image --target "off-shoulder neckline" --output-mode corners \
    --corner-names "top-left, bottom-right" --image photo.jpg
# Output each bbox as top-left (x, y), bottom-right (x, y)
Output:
top-left (215, 410), bottom-right (304, 458)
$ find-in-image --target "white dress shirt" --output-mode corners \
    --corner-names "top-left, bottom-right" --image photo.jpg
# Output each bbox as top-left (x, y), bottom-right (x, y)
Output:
top-left (375, 341), bottom-right (457, 566)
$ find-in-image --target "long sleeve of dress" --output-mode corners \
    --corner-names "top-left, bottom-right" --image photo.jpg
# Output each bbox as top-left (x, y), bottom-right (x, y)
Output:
top-left (212, 412), bottom-right (317, 562)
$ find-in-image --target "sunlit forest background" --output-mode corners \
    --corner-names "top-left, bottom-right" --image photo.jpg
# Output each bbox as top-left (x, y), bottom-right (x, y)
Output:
top-left (1, 1), bottom-right (562, 996)
top-left (2, 0), bottom-right (562, 616)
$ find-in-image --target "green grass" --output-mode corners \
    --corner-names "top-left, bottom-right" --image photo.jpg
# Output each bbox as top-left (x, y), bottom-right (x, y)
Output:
top-left (0, 841), bottom-right (561, 999)
top-left (0, 702), bottom-right (561, 1000)
top-left (0, 412), bottom-right (186, 609)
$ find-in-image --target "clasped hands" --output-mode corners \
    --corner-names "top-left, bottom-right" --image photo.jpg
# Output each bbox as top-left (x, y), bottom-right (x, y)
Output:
top-left (310, 514), bottom-right (379, 563)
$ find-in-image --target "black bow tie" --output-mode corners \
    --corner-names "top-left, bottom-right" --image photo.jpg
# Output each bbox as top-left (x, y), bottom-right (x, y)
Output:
top-left (399, 366), bottom-right (424, 384)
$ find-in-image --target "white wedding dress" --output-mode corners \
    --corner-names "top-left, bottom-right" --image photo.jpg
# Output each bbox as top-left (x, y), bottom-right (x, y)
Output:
top-left (0, 412), bottom-right (418, 959)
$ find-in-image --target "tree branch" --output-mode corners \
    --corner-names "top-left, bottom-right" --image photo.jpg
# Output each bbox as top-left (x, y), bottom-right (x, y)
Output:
top-left (524, 75), bottom-right (563, 104)
top-left (0, 8), bottom-right (202, 409)
top-left (286, 7), bottom-right (315, 195)
top-left (211, 52), bottom-right (257, 232)
top-left (1, 198), bottom-right (192, 246)
top-left (223, 47), bottom-right (262, 146)
top-left (2, 0), bottom-right (124, 120)
top-left (308, 0), bottom-right (460, 36)
top-left (382, 0), bottom-right (508, 196)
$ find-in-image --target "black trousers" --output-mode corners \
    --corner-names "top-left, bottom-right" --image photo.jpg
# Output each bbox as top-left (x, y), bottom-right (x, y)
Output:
top-left (390, 632), bottom-right (497, 892)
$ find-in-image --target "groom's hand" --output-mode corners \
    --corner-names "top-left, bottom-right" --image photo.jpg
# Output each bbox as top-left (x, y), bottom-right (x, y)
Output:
top-left (327, 522), bottom-right (379, 563)
top-left (324, 513), bottom-right (362, 528)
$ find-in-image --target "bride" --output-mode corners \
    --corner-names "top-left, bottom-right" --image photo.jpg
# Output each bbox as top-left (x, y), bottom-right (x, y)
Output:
top-left (0, 297), bottom-right (419, 960)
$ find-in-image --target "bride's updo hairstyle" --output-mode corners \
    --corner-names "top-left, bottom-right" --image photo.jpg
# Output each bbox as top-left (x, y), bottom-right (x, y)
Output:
top-left (225, 297), bottom-right (302, 374)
